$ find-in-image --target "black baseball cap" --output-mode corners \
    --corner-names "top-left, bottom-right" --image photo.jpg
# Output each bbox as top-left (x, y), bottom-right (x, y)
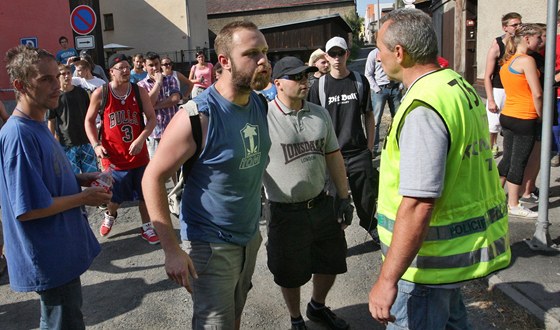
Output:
top-left (108, 53), bottom-right (129, 68)
top-left (272, 56), bottom-right (318, 80)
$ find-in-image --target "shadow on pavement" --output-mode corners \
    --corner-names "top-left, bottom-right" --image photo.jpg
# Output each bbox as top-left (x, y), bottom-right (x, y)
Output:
top-left (492, 281), bottom-right (560, 324)
top-left (328, 303), bottom-right (384, 330)
top-left (89, 234), bottom-right (164, 274)
top-left (0, 296), bottom-right (40, 330)
top-left (83, 277), bottom-right (177, 326)
top-left (0, 278), bottom-right (178, 329)
top-left (347, 240), bottom-right (380, 257)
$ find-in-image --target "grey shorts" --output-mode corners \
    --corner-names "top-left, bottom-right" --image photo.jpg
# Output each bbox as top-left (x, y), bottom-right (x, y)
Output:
top-left (182, 231), bottom-right (262, 329)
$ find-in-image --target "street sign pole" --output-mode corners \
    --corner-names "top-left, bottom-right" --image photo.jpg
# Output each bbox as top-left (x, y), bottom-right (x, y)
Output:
top-left (69, 0), bottom-right (105, 68)
top-left (524, 0), bottom-right (560, 252)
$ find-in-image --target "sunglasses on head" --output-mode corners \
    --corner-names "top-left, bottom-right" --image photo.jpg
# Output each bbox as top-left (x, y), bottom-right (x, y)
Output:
top-left (327, 49), bottom-right (346, 58)
top-left (281, 72), bottom-right (307, 81)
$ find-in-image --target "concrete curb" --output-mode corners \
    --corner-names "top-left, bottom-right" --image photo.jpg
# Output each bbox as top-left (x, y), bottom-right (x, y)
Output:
top-left (488, 274), bottom-right (560, 329)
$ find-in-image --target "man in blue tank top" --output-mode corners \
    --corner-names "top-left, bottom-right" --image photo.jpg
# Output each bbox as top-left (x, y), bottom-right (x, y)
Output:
top-left (142, 21), bottom-right (271, 329)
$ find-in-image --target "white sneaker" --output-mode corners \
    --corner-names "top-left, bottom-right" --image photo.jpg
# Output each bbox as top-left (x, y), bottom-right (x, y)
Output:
top-left (100, 212), bottom-right (116, 236)
top-left (551, 154), bottom-right (560, 167)
top-left (508, 204), bottom-right (538, 218)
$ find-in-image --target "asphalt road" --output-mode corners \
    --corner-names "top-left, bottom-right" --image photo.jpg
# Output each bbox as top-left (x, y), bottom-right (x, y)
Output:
top-left (0, 46), bottom-right (543, 330)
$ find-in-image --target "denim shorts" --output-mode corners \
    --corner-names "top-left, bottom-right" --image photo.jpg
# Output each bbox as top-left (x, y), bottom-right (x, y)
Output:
top-left (182, 232), bottom-right (262, 329)
top-left (111, 165), bottom-right (146, 204)
top-left (388, 280), bottom-right (471, 330)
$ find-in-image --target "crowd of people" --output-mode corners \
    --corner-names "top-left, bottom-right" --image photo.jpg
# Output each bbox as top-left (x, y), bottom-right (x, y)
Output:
top-left (483, 12), bottom-right (559, 220)
top-left (6, 5), bottom-right (560, 330)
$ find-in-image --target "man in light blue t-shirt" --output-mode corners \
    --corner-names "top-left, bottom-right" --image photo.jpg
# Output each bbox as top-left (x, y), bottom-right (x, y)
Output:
top-left (2, 45), bottom-right (111, 329)
top-left (56, 36), bottom-right (79, 64)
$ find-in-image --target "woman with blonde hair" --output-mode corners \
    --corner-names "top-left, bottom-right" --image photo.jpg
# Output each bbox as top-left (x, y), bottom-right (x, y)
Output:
top-left (498, 23), bottom-right (543, 218)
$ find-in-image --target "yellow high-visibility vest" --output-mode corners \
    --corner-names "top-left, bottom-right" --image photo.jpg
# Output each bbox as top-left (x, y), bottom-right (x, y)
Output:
top-left (378, 69), bottom-right (511, 284)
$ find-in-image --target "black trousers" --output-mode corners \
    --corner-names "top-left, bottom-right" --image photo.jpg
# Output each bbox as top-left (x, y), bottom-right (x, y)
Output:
top-left (498, 115), bottom-right (538, 185)
top-left (328, 149), bottom-right (379, 232)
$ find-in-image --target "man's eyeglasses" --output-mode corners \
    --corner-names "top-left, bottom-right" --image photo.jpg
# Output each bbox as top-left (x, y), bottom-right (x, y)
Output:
top-left (112, 66), bottom-right (130, 72)
top-left (327, 49), bottom-right (346, 58)
top-left (161, 63), bottom-right (172, 67)
top-left (281, 72), bottom-right (307, 81)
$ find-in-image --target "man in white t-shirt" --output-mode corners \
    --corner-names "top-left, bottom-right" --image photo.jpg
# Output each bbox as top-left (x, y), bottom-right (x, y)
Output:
top-left (72, 60), bottom-right (105, 93)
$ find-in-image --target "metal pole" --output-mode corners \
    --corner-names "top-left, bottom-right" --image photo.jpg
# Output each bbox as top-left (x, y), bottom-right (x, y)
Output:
top-left (377, 0), bottom-right (381, 32)
top-left (525, 0), bottom-right (560, 251)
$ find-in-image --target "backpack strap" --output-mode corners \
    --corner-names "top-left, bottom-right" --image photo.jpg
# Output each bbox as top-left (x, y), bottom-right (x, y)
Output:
top-left (97, 84), bottom-right (109, 141)
top-left (318, 75), bottom-right (326, 108)
top-left (131, 83), bottom-right (145, 130)
top-left (181, 101), bottom-right (202, 184)
top-left (352, 71), bottom-right (364, 108)
top-left (257, 93), bottom-right (268, 111)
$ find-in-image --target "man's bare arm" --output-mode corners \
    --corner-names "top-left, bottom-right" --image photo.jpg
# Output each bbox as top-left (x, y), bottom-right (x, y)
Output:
top-left (142, 108), bottom-right (206, 292)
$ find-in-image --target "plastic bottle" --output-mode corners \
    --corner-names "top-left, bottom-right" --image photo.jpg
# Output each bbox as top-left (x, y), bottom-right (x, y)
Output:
top-left (91, 165), bottom-right (114, 193)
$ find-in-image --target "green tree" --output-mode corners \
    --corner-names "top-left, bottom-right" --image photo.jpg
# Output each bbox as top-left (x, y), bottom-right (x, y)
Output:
top-left (345, 12), bottom-right (365, 46)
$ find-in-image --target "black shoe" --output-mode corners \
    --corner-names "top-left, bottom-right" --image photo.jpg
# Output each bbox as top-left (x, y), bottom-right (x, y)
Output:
top-left (291, 321), bottom-right (308, 330)
top-left (0, 255), bottom-right (6, 278)
top-left (368, 228), bottom-right (380, 245)
top-left (306, 303), bottom-right (349, 330)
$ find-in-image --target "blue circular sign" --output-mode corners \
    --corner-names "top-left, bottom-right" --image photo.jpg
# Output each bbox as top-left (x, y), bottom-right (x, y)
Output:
top-left (70, 5), bottom-right (97, 35)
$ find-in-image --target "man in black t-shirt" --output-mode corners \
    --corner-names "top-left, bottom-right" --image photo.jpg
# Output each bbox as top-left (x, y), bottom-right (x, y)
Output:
top-left (308, 36), bottom-right (379, 243)
top-left (47, 64), bottom-right (98, 174)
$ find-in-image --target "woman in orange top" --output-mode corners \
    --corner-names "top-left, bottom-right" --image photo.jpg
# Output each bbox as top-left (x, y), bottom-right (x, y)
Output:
top-left (498, 23), bottom-right (543, 218)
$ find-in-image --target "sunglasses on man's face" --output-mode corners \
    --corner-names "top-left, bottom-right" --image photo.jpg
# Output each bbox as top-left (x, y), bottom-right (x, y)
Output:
top-left (327, 49), bottom-right (346, 58)
top-left (161, 63), bottom-right (172, 67)
top-left (281, 72), bottom-right (307, 81)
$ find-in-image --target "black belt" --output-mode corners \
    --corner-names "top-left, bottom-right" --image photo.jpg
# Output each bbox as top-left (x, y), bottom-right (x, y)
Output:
top-left (380, 82), bottom-right (398, 89)
top-left (269, 191), bottom-right (326, 210)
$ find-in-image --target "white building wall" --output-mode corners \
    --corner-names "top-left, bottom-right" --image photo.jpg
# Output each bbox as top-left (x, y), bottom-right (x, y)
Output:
top-left (100, 0), bottom-right (208, 61)
top-left (476, 1), bottom-right (548, 80)
top-left (363, 3), bottom-right (394, 44)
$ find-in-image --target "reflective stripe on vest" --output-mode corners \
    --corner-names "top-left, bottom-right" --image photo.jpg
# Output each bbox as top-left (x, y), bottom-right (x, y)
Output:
top-left (378, 203), bottom-right (507, 241)
top-left (380, 235), bottom-right (508, 269)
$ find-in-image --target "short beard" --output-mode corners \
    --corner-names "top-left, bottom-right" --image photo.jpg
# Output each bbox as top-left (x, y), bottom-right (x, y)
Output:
top-left (231, 60), bottom-right (270, 92)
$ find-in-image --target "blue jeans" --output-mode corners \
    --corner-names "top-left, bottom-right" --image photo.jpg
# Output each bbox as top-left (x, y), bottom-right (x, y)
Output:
top-left (372, 86), bottom-right (401, 151)
top-left (388, 280), bottom-right (471, 330)
top-left (37, 277), bottom-right (85, 330)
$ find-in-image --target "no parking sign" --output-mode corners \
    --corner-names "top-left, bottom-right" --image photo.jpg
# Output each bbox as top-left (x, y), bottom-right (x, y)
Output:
top-left (70, 5), bottom-right (97, 35)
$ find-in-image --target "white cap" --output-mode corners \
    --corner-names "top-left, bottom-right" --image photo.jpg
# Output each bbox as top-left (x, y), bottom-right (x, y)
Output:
top-left (325, 37), bottom-right (348, 52)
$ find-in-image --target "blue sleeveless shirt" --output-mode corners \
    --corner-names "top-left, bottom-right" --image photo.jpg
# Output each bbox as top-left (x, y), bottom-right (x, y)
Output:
top-left (180, 86), bottom-right (270, 245)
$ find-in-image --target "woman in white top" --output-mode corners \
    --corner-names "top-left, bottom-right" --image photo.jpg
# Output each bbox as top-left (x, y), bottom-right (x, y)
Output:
top-left (161, 57), bottom-right (193, 101)
top-left (189, 51), bottom-right (214, 98)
